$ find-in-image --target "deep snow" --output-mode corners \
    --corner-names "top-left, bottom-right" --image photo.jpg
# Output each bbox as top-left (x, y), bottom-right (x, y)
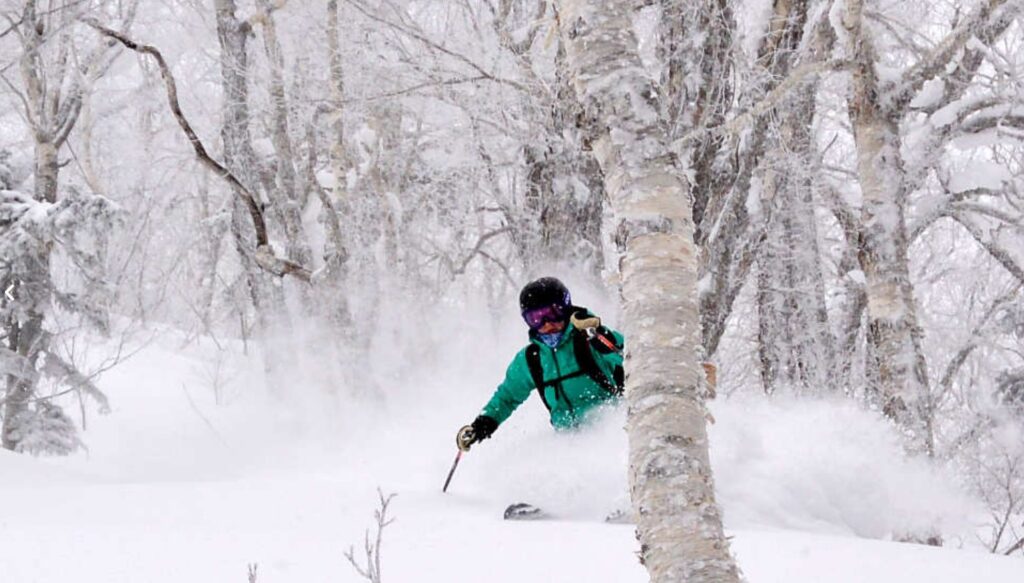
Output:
top-left (1, 320), bottom-right (1022, 583)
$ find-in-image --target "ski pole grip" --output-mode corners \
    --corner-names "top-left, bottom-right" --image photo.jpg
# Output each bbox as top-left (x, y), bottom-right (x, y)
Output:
top-left (570, 313), bottom-right (601, 331)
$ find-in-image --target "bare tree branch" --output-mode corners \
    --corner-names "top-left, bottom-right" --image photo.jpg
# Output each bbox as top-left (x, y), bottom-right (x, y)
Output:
top-left (80, 18), bottom-right (311, 283)
top-left (952, 212), bottom-right (1024, 285)
top-left (937, 284), bottom-right (1022, 398)
top-left (346, 75), bottom-right (490, 103)
top-left (1005, 535), bottom-right (1024, 556)
top-left (451, 226), bottom-right (512, 277)
top-left (343, 0), bottom-right (527, 92)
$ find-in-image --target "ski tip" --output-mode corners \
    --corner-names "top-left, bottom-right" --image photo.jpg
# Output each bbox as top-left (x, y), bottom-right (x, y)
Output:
top-left (503, 502), bottom-right (547, 521)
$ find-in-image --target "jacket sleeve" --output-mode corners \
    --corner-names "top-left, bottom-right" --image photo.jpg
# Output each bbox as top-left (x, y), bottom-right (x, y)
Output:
top-left (480, 350), bottom-right (536, 426)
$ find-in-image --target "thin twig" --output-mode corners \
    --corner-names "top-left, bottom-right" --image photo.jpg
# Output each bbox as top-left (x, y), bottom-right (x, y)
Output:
top-left (451, 226), bottom-right (512, 276)
top-left (345, 489), bottom-right (397, 583)
top-left (343, 0), bottom-right (526, 92)
top-left (1005, 535), bottom-right (1024, 556)
top-left (346, 75), bottom-right (489, 103)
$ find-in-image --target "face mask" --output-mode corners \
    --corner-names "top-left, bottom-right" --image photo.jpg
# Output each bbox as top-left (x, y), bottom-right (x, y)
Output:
top-left (539, 331), bottom-right (564, 347)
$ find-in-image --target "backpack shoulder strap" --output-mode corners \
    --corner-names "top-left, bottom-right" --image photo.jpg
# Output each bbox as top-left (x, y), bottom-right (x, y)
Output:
top-left (525, 344), bottom-right (551, 411)
top-left (572, 332), bottom-right (623, 397)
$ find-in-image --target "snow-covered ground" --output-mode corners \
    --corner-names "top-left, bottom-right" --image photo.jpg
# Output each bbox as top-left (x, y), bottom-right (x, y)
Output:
top-left (1, 326), bottom-right (1022, 583)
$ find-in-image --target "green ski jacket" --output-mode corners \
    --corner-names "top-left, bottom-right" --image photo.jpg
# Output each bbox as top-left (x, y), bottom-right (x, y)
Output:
top-left (481, 320), bottom-right (625, 430)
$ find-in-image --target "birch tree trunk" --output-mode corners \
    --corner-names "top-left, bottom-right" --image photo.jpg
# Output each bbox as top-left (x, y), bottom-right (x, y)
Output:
top-left (3, 2), bottom-right (52, 449)
top-left (556, 0), bottom-right (741, 580)
top-left (213, 0), bottom-right (296, 391)
top-left (320, 0), bottom-right (353, 319)
top-left (840, 0), bottom-right (933, 452)
top-left (214, 0), bottom-right (271, 316)
top-left (325, 0), bottom-right (351, 275)
top-left (255, 0), bottom-right (312, 269)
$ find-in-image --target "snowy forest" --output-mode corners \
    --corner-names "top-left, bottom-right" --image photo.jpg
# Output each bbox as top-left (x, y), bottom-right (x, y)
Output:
top-left (1, 0), bottom-right (1024, 581)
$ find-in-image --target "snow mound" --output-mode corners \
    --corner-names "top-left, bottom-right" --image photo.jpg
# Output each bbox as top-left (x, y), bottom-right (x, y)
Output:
top-left (453, 393), bottom-right (975, 541)
top-left (711, 395), bottom-right (976, 539)
top-left (470, 405), bottom-right (630, 519)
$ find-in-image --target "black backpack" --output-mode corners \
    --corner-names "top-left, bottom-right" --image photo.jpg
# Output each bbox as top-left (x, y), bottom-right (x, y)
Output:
top-left (524, 330), bottom-right (623, 411)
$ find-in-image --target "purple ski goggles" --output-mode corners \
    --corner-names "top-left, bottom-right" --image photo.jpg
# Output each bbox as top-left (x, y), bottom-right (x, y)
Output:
top-left (522, 304), bottom-right (567, 329)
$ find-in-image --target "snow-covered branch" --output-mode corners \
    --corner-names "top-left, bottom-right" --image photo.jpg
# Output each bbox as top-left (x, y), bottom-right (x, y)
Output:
top-left (937, 284), bottom-right (1022, 397)
top-left (889, 0), bottom-right (1024, 113)
top-left (952, 212), bottom-right (1024, 284)
top-left (674, 57), bottom-right (854, 148)
top-left (80, 18), bottom-right (311, 283)
top-left (343, 0), bottom-right (527, 93)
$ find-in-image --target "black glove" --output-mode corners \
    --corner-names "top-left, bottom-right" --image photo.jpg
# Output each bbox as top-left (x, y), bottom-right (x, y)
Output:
top-left (456, 415), bottom-right (498, 451)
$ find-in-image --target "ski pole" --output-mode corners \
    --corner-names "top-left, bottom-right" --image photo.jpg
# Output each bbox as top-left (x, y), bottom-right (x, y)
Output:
top-left (442, 449), bottom-right (463, 493)
top-left (584, 327), bottom-right (622, 355)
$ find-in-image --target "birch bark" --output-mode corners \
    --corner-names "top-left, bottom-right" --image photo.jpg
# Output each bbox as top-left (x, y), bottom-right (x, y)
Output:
top-left (840, 0), bottom-right (932, 451)
top-left (555, 0), bottom-right (741, 580)
top-left (255, 0), bottom-right (312, 268)
top-left (213, 0), bottom-right (272, 316)
top-left (213, 0), bottom-right (297, 391)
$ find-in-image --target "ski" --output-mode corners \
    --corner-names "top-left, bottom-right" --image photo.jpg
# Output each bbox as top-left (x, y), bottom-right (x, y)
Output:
top-left (502, 503), bottom-right (633, 523)
top-left (503, 502), bottom-right (549, 521)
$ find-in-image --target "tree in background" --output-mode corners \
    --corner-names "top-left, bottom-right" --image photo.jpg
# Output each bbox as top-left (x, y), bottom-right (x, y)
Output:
top-left (0, 1), bottom-right (128, 453)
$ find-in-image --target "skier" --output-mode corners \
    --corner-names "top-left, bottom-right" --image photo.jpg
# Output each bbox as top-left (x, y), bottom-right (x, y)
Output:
top-left (455, 277), bottom-right (625, 453)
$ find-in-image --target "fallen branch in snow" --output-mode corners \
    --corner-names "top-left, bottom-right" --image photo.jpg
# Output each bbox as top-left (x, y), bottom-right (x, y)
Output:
top-left (247, 563), bottom-right (258, 582)
top-left (79, 18), bottom-right (312, 283)
top-left (345, 489), bottom-right (396, 583)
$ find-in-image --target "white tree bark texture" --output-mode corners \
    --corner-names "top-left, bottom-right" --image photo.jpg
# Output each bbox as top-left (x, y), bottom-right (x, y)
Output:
top-left (555, 0), bottom-right (742, 580)
top-left (840, 0), bottom-right (934, 452)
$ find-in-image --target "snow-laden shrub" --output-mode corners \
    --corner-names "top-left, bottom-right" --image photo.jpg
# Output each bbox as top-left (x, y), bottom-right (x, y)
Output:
top-left (8, 402), bottom-right (83, 456)
top-left (1, 186), bottom-right (119, 454)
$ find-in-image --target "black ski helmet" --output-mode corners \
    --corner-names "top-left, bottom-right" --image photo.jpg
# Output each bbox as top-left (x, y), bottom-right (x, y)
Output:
top-left (519, 277), bottom-right (571, 312)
